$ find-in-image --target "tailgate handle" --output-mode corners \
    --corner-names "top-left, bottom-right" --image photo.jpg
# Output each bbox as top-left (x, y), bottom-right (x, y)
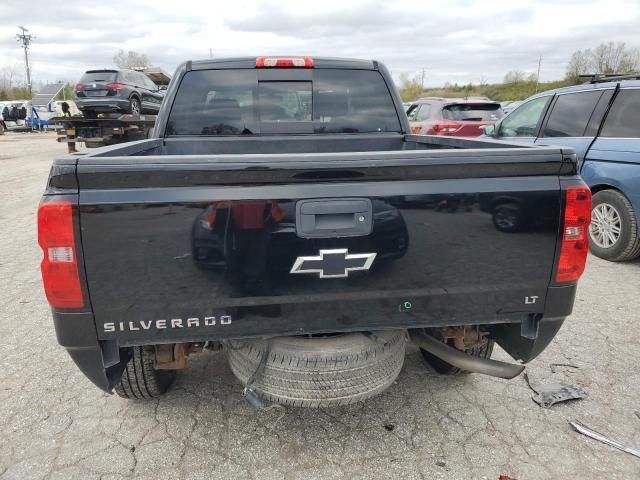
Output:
top-left (296, 198), bottom-right (373, 238)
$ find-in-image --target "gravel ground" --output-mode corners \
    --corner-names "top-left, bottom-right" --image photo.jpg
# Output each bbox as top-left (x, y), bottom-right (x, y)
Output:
top-left (1, 133), bottom-right (639, 479)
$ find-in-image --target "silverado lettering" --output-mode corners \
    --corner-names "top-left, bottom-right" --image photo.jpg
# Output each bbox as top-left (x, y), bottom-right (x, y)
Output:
top-left (102, 316), bottom-right (232, 333)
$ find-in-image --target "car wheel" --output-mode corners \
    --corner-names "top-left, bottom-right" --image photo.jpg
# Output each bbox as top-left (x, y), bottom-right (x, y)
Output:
top-left (129, 97), bottom-right (141, 116)
top-left (114, 345), bottom-right (176, 399)
top-left (0, 123), bottom-right (5, 135)
top-left (589, 190), bottom-right (640, 262)
top-left (226, 330), bottom-right (407, 407)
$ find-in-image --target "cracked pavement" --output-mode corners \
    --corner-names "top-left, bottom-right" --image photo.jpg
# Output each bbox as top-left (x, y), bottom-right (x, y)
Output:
top-left (1, 133), bottom-right (639, 479)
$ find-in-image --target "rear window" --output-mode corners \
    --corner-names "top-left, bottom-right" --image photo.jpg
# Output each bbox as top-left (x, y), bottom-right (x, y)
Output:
top-left (600, 89), bottom-right (640, 138)
top-left (542, 91), bottom-right (602, 137)
top-left (165, 69), bottom-right (401, 135)
top-left (79, 71), bottom-right (117, 83)
top-left (442, 103), bottom-right (503, 122)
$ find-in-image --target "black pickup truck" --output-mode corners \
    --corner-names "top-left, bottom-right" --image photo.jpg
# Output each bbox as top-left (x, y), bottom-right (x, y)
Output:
top-left (38, 57), bottom-right (591, 407)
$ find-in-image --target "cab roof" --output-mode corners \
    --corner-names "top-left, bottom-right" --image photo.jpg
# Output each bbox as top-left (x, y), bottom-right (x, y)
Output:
top-left (188, 56), bottom-right (378, 71)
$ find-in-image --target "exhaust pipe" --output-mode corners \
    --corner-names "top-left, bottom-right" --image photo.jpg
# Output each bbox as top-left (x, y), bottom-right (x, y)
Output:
top-left (409, 330), bottom-right (524, 379)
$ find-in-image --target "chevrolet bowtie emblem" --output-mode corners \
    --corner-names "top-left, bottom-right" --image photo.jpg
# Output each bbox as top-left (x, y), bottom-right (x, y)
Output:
top-left (290, 249), bottom-right (377, 279)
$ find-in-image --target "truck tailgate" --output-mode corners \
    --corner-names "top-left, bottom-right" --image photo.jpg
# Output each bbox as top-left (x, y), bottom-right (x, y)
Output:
top-left (77, 152), bottom-right (566, 344)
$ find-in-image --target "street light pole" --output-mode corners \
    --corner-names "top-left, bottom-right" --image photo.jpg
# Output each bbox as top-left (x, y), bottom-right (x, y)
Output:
top-left (16, 25), bottom-right (33, 97)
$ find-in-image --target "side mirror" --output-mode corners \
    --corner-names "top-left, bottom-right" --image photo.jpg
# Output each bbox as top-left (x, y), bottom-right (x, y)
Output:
top-left (482, 124), bottom-right (496, 137)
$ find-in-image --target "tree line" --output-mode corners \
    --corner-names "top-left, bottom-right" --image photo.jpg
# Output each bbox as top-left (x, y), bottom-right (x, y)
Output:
top-left (399, 41), bottom-right (640, 102)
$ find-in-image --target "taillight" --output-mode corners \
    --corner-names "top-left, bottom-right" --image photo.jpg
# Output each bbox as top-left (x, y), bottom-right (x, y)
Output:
top-left (426, 122), bottom-right (461, 135)
top-left (256, 57), bottom-right (314, 68)
top-left (37, 201), bottom-right (84, 309)
top-left (556, 186), bottom-right (591, 283)
top-left (74, 83), bottom-right (83, 92)
top-left (106, 82), bottom-right (125, 90)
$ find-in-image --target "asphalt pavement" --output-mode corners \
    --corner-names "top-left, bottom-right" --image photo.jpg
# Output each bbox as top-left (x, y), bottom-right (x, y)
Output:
top-left (0, 133), bottom-right (638, 479)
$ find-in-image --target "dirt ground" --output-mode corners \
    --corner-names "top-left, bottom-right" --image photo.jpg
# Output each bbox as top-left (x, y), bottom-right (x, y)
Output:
top-left (1, 132), bottom-right (639, 479)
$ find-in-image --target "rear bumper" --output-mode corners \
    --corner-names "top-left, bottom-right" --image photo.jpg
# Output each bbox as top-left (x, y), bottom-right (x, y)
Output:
top-left (52, 284), bottom-right (577, 393)
top-left (75, 97), bottom-right (129, 112)
top-left (53, 311), bottom-right (126, 392)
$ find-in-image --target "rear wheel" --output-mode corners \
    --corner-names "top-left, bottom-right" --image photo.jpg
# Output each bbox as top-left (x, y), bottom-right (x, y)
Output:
top-left (589, 190), bottom-right (640, 262)
top-left (420, 329), bottom-right (494, 375)
top-left (227, 331), bottom-right (407, 407)
top-left (114, 346), bottom-right (176, 399)
top-left (129, 97), bottom-right (141, 116)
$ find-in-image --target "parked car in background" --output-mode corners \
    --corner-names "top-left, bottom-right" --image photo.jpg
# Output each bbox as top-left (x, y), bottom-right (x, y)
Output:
top-left (485, 76), bottom-right (640, 261)
top-left (74, 69), bottom-right (164, 117)
top-left (406, 97), bottom-right (504, 137)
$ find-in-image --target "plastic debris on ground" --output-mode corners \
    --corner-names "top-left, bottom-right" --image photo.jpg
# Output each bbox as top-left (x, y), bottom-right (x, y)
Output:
top-left (523, 372), bottom-right (587, 408)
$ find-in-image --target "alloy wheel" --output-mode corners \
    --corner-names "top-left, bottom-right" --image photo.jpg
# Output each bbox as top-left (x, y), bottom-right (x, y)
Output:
top-left (590, 203), bottom-right (622, 248)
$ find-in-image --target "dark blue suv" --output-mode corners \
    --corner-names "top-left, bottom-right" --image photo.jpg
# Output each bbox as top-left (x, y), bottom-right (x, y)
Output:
top-left (486, 78), bottom-right (640, 262)
top-left (74, 69), bottom-right (164, 117)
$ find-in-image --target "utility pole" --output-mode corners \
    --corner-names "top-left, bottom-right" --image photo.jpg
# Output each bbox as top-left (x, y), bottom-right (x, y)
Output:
top-left (535, 54), bottom-right (542, 93)
top-left (420, 68), bottom-right (425, 90)
top-left (16, 25), bottom-right (33, 97)
top-left (209, 48), bottom-right (213, 59)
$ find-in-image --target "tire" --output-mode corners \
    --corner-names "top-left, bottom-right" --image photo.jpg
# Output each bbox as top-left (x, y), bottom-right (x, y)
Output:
top-left (226, 331), bottom-right (407, 408)
top-left (420, 331), bottom-right (494, 375)
top-left (589, 190), bottom-right (640, 262)
top-left (114, 346), bottom-right (176, 399)
top-left (0, 123), bottom-right (5, 135)
top-left (129, 97), bottom-right (141, 116)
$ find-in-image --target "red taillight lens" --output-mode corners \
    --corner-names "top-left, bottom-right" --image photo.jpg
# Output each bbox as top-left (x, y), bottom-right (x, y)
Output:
top-left (74, 83), bottom-right (83, 92)
top-left (556, 186), bottom-right (592, 283)
top-left (37, 201), bottom-right (84, 309)
top-left (426, 122), bottom-right (461, 135)
top-left (106, 82), bottom-right (125, 90)
top-left (256, 57), bottom-right (314, 68)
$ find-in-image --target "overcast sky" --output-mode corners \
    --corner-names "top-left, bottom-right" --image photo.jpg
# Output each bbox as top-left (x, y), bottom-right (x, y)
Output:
top-left (1, 0), bottom-right (639, 87)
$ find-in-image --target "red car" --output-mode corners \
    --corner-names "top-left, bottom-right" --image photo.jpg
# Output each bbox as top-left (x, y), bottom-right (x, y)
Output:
top-left (406, 97), bottom-right (504, 137)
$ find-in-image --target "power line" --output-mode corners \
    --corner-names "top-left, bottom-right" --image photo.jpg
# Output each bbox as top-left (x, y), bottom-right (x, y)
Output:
top-left (535, 54), bottom-right (542, 93)
top-left (16, 25), bottom-right (33, 97)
